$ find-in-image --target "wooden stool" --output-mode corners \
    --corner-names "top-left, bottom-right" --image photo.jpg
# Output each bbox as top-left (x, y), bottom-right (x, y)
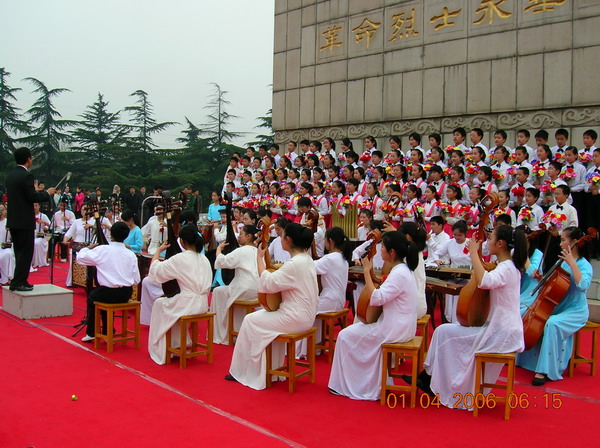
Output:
top-left (315, 308), bottom-right (349, 363)
top-left (380, 337), bottom-right (423, 408)
top-left (266, 327), bottom-right (317, 393)
top-left (94, 300), bottom-right (141, 353)
top-left (228, 299), bottom-right (259, 346)
top-left (473, 352), bottom-right (516, 420)
top-left (416, 314), bottom-right (431, 353)
top-left (568, 321), bottom-right (599, 377)
top-left (166, 313), bottom-right (215, 368)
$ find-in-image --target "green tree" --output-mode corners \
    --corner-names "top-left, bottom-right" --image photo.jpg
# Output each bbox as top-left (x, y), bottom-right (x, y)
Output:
top-left (124, 89), bottom-right (176, 177)
top-left (202, 83), bottom-right (243, 150)
top-left (21, 77), bottom-right (76, 181)
top-left (246, 108), bottom-right (274, 147)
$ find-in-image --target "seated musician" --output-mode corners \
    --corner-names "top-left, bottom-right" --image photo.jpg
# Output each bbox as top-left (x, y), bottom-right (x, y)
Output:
top-left (146, 224), bottom-right (212, 365)
top-left (426, 220), bottom-right (471, 322)
top-left (297, 227), bottom-right (351, 358)
top-left (226, 223), bottom-right (318, 390)
top-left (517, 226), bottom-right (592, 385)
top-left (351, 220), bottom-right (385, 311)
top-left (268, 217), bottom-right (291, 264)
top-left (141, 205), bottom-right (166, 255)
top-left (121, 209), bottom-right (143, 254)
top-left (416, 225), bottom-right (527, 408)
top-left (51, 199), bottom-right (75, 262)
top-left (328, 230), bottom-right (418, 400)
top-left (401, 222), bottom-right (428, 319)
top-left (210, 224), bottom-right (259, 345)
top-left (425, 216), bottom-right (449, 259)
top-left (32, 203), bottom-right (50, 268)
top-left (63, 204), bottom-right (95, 287)
top-left (298, 197), bottom-right (325, 257)
top-left (78, 222), bottom-right (140, 342)
top-left (357, 209), bottom-right (373, 241)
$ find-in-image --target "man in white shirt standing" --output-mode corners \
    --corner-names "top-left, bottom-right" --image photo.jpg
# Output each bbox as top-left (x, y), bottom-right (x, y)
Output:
top-left (77, 222), bottom-right (140, 342)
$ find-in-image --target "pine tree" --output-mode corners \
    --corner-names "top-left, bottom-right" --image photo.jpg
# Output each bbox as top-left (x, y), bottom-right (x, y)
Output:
top-left (0, 68), bottom-right (30, 155)
top-left (21, 77), bottom-right (76, 180)
top-left (246, 109), bottom-right (274, 147)
top-left (202, 83), bottom-right (243, 151)
top-left (71, 93), bottom-right (127, 172)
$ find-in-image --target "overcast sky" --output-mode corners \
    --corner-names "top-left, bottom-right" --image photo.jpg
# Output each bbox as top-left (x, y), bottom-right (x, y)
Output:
top-left (2, 0), bottom-right (275, 148)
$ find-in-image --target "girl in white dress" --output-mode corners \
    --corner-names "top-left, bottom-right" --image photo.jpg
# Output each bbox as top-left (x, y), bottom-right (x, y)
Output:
top-left (147, 225), bottom-right (213, 365)
top-left (227, 223), bottom-right (319, 390)
top-left (210, 224), bottom-right (260, 345)
top-left (328, 230), bottom-right (419, 400)
top-left (419, 225), bottom-right (527, 409)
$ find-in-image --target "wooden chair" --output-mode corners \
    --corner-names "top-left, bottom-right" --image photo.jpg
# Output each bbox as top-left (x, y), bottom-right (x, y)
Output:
top-left (166, 313), bottom-right (214, 368)
top-left (228, 299), bottom-right (260, 346)
top-left (315, 308), bottom-right (349, 363)
top-left (568, 321), bottom-right (599, 377)
top-left (416, 314), bottom-right (431, 353)
top-left (473, 352), bottom-right (516, 420)
top-left (266, 327), bottom-right (317, 393)
top-left (380, 337), bottom-right (423, 408)
top-left (94, 300), bottom-right (141, 353)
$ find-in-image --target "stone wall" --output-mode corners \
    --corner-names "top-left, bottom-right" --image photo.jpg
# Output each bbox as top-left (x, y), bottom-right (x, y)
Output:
top-left (272, 0), bottom-right (600, 151)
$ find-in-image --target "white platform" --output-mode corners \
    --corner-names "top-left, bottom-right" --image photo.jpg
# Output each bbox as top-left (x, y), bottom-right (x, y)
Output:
top-left (2, 284), bottom-right (73, 319)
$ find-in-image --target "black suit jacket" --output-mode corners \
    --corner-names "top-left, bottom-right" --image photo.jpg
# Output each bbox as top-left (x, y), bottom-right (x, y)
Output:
top-left (6, 166), bottom-right (51, 230)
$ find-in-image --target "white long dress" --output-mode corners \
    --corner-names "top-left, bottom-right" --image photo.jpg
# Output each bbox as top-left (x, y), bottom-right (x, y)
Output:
top-left (147, 250), bottom-right (212, 365)
top-left (229, 253), bottom-right (318, 390)
top-left (297, 252), bottom-right (349, 357)
top-left (328, 263), bottom-right (418, 400)
top-left (431, 238), bottom-right (472, 322)
top-left (424, 260), bottom-right (524, 409)
top-left (210, 245), bottom-right (259, 344)
top-left (32, 212), bottom-right (50, 267)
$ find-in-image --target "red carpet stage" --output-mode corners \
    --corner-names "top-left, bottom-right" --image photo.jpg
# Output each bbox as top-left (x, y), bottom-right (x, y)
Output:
top-left (1, 263), bottom-right (598, 447)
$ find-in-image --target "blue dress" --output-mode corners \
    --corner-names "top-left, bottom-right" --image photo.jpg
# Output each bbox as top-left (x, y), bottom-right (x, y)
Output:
top-left (519, 249), bottom-right (543, 315)
top-left (517, 257), bottom-right (591, 380)
top-left (208, 203), bottom-right (225, 221)
top-left (123, 226), bottom-right (143, 254)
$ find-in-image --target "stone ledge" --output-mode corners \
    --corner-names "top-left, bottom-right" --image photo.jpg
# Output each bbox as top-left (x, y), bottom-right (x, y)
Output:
top-left (2, 284), bottom-right (73, 319)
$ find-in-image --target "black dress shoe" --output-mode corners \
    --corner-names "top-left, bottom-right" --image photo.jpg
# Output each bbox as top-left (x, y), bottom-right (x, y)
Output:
top-left (9, 285), bottom-right (34, 292)
top-left (24, 282), bottom-right (34, 288)
top-left (224, 374), bottom-right (238, 382)
top-left (532, 374), bottom-right (547, 386)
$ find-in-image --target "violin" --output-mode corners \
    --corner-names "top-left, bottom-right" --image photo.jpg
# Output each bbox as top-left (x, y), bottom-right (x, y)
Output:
top-left (522, 227), bottom-right (596, 350)
top-left (257, 216), bottom-right (283, 311)
top-left (455, 192), bottom-right (499, 327)
top-left (356, 229), bottom-right (383, 324)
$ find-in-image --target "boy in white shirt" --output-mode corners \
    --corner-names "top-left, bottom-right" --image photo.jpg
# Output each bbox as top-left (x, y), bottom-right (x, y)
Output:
top-left (425, 216), bottom-right (450, 263)
top-left (548, 185), bottom-right (578, 228)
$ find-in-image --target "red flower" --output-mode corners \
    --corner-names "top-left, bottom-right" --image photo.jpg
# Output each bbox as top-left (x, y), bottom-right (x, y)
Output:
top-left (463, 246), bottom-right (469, 255)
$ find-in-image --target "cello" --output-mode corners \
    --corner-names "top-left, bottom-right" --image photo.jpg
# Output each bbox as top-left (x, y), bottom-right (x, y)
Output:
top-left (356, 229), bottom-right (383, 324)
top-left (522, 228), bottom-right (596, 350)
top-left (455, 192), bottom-right (499, 327)
top-left (257, 216), bottom-right (283, 311)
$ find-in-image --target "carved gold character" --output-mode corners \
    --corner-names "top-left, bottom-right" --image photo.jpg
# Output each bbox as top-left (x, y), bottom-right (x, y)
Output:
top-left (524, 0), bottom-right (567, 14)
top-left (473, 0), bottom-right (512, 25)
top-left (320, 25), bottom-right (343, 56)
top-left (429, 7), bottom-right (462, 31)
top-left (389, 8), bottom-right (419, 41)
top-left (352, 18), bottom-right (382, 49)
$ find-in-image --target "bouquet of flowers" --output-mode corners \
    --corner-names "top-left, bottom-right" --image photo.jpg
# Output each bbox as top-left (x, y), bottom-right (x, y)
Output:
top-left (439, 202), bottom-right (452, 215)
top-left (277, 197), bottom-right (290, 211)
top-left (553, 152), bottom-right (565, 162)
top-left (423, 162), bottom-right (434, 172)
top-left (338, 152), bottom-right (346, 163)
top-left (518, 207), bottom-right (534, 222)
top-left (539, 181), bottom-right (556, 197)
top-left (466, 163), bottom-right (479, 175)
top-left (492, 169), bottom-right (505, 185)
top-left (505, 166), bottom-right (517, 177)
top-left (413, 203), bottom-right (425, 216)
top-left (385, 165), bottom-right (393, 174)
top-left (340, 195), bottom-right (352, 209)
top-left (457, 204), bottom-right (475, 222)
top-left (442, 167), bottom-right (452, 178)
top-left (580, 152), bottom-right (593, 164)
top-left (511, 185), bottom-right (526, 198)
top-left (531, 164), bottom-right (547, 178)
top-left (359, 152), bottom-right (372, 164)
top-left (585, 171), bottom-right (600, 186)
top-left (509, 153), bottom-right (518, 163)
top-left (358, 199), bottom-right (373, 211)
top-left (444, 145), bottom-right (458, 154)
top-left (541, 210), bottom-right (567, 229)
top-left (559, 167), bottom-right (577, 181)
top-left (493, 208), bottom-right (507, 218)
top-left (260, 195), bottom-right (274, 208)
top-left (365, 168), bottom-right (374, 179)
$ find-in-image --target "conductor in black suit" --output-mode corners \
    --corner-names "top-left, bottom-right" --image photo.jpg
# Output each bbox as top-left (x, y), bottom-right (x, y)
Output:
top-left (6, 147), bottom-right (55, 291)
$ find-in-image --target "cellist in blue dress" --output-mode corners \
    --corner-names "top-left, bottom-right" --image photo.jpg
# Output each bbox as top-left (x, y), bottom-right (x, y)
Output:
top-left (517, 226), bottom-right (592, 385)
